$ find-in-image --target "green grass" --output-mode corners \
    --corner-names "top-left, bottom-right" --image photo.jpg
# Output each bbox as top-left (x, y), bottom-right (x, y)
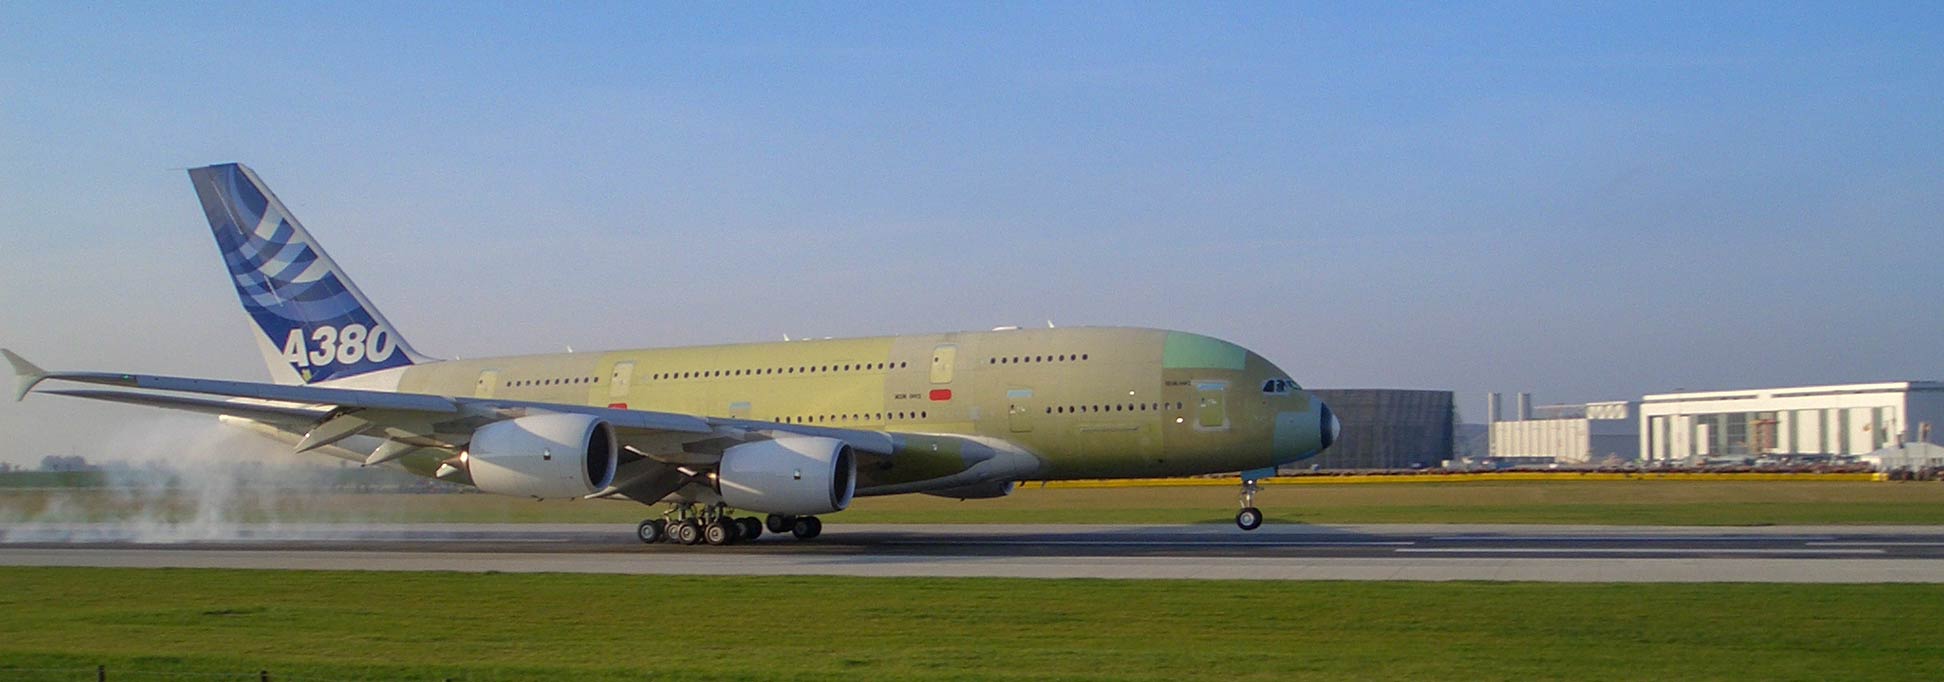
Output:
top-left (7, 481), bottom-right (1944, 525)
top-left (0, 567), bottom-right (1938, 681)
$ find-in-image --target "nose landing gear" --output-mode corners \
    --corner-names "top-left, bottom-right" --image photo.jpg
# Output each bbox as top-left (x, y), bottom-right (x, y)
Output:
top-left (1236, 475), bottom-right (1264, 531)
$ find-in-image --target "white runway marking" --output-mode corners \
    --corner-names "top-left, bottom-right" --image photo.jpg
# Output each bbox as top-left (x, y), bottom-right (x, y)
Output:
top-left (1395, 547), bottom-right (1883, 555)
top-left (881, 539), bottom-right (1418, 547)
top-left (1808, 541), bottom-right (1944, 547)
top-left (1440, 535), bottom-right (1839, 542)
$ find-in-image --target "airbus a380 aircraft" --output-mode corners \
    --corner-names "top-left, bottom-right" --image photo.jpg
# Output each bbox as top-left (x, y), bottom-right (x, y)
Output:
top-left (7, 163), bottom-right (1338, 545)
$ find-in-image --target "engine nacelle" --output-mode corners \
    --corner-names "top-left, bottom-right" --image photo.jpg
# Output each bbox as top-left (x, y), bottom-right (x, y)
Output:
top-left (922, 480), bottom-right (1017, 500)
top-left (717, 437), bottom-right (855, 515)
top-left (465, 413), bottom-right (617, 499)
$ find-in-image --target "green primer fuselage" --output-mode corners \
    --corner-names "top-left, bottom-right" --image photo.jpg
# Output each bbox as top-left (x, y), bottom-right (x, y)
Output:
top-left (394, 327), bottom-right (1330, 485)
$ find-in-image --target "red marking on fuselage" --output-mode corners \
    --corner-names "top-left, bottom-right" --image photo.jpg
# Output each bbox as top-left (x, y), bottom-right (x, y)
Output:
top-left (608, 402), bottom-right (628, 409)
top-left (929, 389), bottom-right (952, 401)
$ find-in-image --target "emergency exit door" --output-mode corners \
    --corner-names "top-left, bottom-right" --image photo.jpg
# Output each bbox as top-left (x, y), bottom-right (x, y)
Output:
top-left (931, 344), bottom-right (957, 384)
top-left (609, 362), bottom-right (634, 400)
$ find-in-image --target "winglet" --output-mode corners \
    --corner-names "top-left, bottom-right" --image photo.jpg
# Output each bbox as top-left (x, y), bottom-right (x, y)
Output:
top-left (3, 349), bottom-right (48, 401)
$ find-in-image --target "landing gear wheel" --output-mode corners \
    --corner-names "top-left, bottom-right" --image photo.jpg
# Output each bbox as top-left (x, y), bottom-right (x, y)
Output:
top-left (705, 521), bottom-right (735, 546)
top-left (636, 519), bottom-right (665, 544)
top-left (1235, 474), bottom-right (1267, 531)
top-left (676, 521), bottom-right (703, 545)
top-left (739, 517), bottom-right (763, 540)
top-left (791, 515), bottom-right (823, 540)
top-left (1236, 507), bottom-right (1263, 531)
top-left (766, 514), bottom-right (794, 534)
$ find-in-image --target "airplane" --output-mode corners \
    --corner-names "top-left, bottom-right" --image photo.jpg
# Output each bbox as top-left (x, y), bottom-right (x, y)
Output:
top-left (5, 163), bottom-right (1339, 545)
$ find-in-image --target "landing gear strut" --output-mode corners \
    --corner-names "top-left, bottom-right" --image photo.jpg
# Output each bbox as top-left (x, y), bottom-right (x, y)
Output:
top-left (1236, 476), bottom-right (1264, 531)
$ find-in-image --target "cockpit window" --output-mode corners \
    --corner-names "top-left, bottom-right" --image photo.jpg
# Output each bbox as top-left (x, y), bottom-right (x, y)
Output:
top-left (1262, 378), bottom-right (1296, 395)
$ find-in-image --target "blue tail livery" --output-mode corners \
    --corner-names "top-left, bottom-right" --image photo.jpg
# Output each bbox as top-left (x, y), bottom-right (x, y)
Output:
top-left (187, 163), bottom-right (427, 385)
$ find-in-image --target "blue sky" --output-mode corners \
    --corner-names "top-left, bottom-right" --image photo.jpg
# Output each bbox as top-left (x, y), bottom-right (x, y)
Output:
top-left (2, 3), bottom-right (1940, 463)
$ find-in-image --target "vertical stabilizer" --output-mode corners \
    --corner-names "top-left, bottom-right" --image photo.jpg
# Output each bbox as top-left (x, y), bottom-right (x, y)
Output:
top-left (187, 163), bottom-right (428, 385)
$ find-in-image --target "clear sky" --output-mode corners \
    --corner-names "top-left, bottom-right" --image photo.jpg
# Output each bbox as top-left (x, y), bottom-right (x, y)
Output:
top-left (2, 3), bottom-right (1940, 465)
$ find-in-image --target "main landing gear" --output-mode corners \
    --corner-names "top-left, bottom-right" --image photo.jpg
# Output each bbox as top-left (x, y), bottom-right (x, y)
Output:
top-left (635, 504), bottom-right (823, 546)
top-left (1235, 476), bottom-right (1264, 531)
top-left (766, 513), bottom-right (823, 540)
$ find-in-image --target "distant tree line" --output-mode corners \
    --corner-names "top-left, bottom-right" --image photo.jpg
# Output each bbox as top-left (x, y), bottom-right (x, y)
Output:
top-left (39, 455), bottom-right (96, 472)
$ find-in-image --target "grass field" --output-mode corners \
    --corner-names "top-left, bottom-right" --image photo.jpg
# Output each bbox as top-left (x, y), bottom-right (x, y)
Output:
top-left (6, 480), bottom-right (1944, 526)
top-left (0, 567), bottom-right (1938, 681)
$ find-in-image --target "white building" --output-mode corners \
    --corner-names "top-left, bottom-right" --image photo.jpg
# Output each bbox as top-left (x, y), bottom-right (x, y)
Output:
top-left (1639, 382), bottom-right (1944, 463)
top-left (1486, 393), bottom-right (1639, 464)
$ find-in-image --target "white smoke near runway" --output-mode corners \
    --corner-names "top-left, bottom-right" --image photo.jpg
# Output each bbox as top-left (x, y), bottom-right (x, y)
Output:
top-left (0, 413), bottom-right (406, 543)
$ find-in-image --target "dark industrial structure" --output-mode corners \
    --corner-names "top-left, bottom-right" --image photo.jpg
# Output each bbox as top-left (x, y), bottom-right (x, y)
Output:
top-left (1303, 389), bottom-right (1456, 470)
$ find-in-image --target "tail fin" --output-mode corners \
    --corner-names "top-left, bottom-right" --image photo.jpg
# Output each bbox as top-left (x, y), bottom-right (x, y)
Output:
top-left (187, 163), bottom-right (427, 385)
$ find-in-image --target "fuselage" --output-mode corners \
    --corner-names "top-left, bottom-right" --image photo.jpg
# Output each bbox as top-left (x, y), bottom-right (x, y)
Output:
top-left (386, 327), bottom-right (1335, 484)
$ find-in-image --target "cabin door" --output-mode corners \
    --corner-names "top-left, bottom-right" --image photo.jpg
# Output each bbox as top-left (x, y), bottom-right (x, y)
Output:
top-left (1195, 381), bottom-right (1229, 430)
top-left (1008, 387), bottom-right (1035, 433)
top-left (475, 370), bottom-right (499, 399)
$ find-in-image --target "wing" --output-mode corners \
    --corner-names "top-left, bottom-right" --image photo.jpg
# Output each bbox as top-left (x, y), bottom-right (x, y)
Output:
top-left (6, 350), bottom-right (1038, 502)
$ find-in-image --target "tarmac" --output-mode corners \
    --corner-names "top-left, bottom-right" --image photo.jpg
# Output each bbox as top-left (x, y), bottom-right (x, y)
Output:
top-left (6, 522), bottom-right (1944, 582)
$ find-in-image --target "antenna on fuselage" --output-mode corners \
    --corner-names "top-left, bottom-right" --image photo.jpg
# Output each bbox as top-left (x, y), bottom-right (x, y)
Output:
top-left (1046, 319), bottom-right (1056, 328)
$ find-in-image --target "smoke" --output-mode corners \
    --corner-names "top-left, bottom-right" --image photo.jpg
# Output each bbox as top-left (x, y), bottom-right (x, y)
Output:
top-left (0, 413), bottom-right (409, 543)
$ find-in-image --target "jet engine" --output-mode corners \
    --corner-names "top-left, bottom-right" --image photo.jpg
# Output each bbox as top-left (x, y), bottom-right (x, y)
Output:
top-left (464, 413), bottom-right (617, 499)
top-left (717, 437), bottom-right (855, 515)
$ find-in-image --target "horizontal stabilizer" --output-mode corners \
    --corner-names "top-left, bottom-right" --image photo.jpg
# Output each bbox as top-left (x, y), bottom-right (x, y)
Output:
top-left (31, 369), bottom-right (459, 413)
top-left (36, 388), bottom-right (328, 422)
top-left (3, 349), bottom-right (47, 401)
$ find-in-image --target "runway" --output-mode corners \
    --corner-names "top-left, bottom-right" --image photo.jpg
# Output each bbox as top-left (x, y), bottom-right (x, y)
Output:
top-left (6, 522), bottom-right (1944, 582)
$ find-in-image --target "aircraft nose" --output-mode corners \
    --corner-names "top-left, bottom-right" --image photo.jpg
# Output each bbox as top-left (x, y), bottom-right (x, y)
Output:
top-left (1318, 401), bottom-right (1340, 452)
top-left (1272, 396), bottom-right (1340, 465)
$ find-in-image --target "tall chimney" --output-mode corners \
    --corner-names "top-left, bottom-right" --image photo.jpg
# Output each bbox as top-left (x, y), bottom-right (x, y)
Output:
top-left (1516, 392), bottom-right (1532, 421)
top-left (1486, 393), bottom-right (1502, 424)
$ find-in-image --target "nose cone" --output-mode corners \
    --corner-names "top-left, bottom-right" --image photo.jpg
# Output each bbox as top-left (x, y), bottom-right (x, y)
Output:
top-left (1271, 395), bottom-right (1340, 465)
top-left (1318, 401), bottom-right (1340, 453)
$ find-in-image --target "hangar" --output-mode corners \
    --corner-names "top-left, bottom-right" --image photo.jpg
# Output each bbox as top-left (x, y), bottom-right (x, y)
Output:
top-left (1485, 393), bottom-right (1638, 465)
top-left (1304, 389), bottom-right (1454, 470)
top-left (1639, 381), bottom-right (1944, 462)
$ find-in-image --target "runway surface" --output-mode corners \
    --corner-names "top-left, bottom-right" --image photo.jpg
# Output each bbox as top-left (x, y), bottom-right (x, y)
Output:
top-left (7, 522), bottom-right (1944, 582)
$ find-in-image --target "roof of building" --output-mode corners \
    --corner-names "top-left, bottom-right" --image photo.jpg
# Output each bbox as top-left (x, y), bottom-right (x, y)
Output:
top-left (1642, 381), bottom-right (1944, 403)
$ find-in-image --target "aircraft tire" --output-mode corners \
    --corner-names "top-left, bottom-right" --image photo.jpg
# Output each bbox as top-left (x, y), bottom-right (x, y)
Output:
top-left (705, 521), bottom-right (735, 546)
top-left (677, 521), bottom-right (703, 545)
top-left (766, 514), bottom-right (794, 534)
top-left (739, 517), bottom-right (763, 540)
top-left (1236, 507), bottom-right (1263, 531)
top-left (792, 516), bottom-right (823, 540)
top-left (636, 519), bottom-right (665, 544)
